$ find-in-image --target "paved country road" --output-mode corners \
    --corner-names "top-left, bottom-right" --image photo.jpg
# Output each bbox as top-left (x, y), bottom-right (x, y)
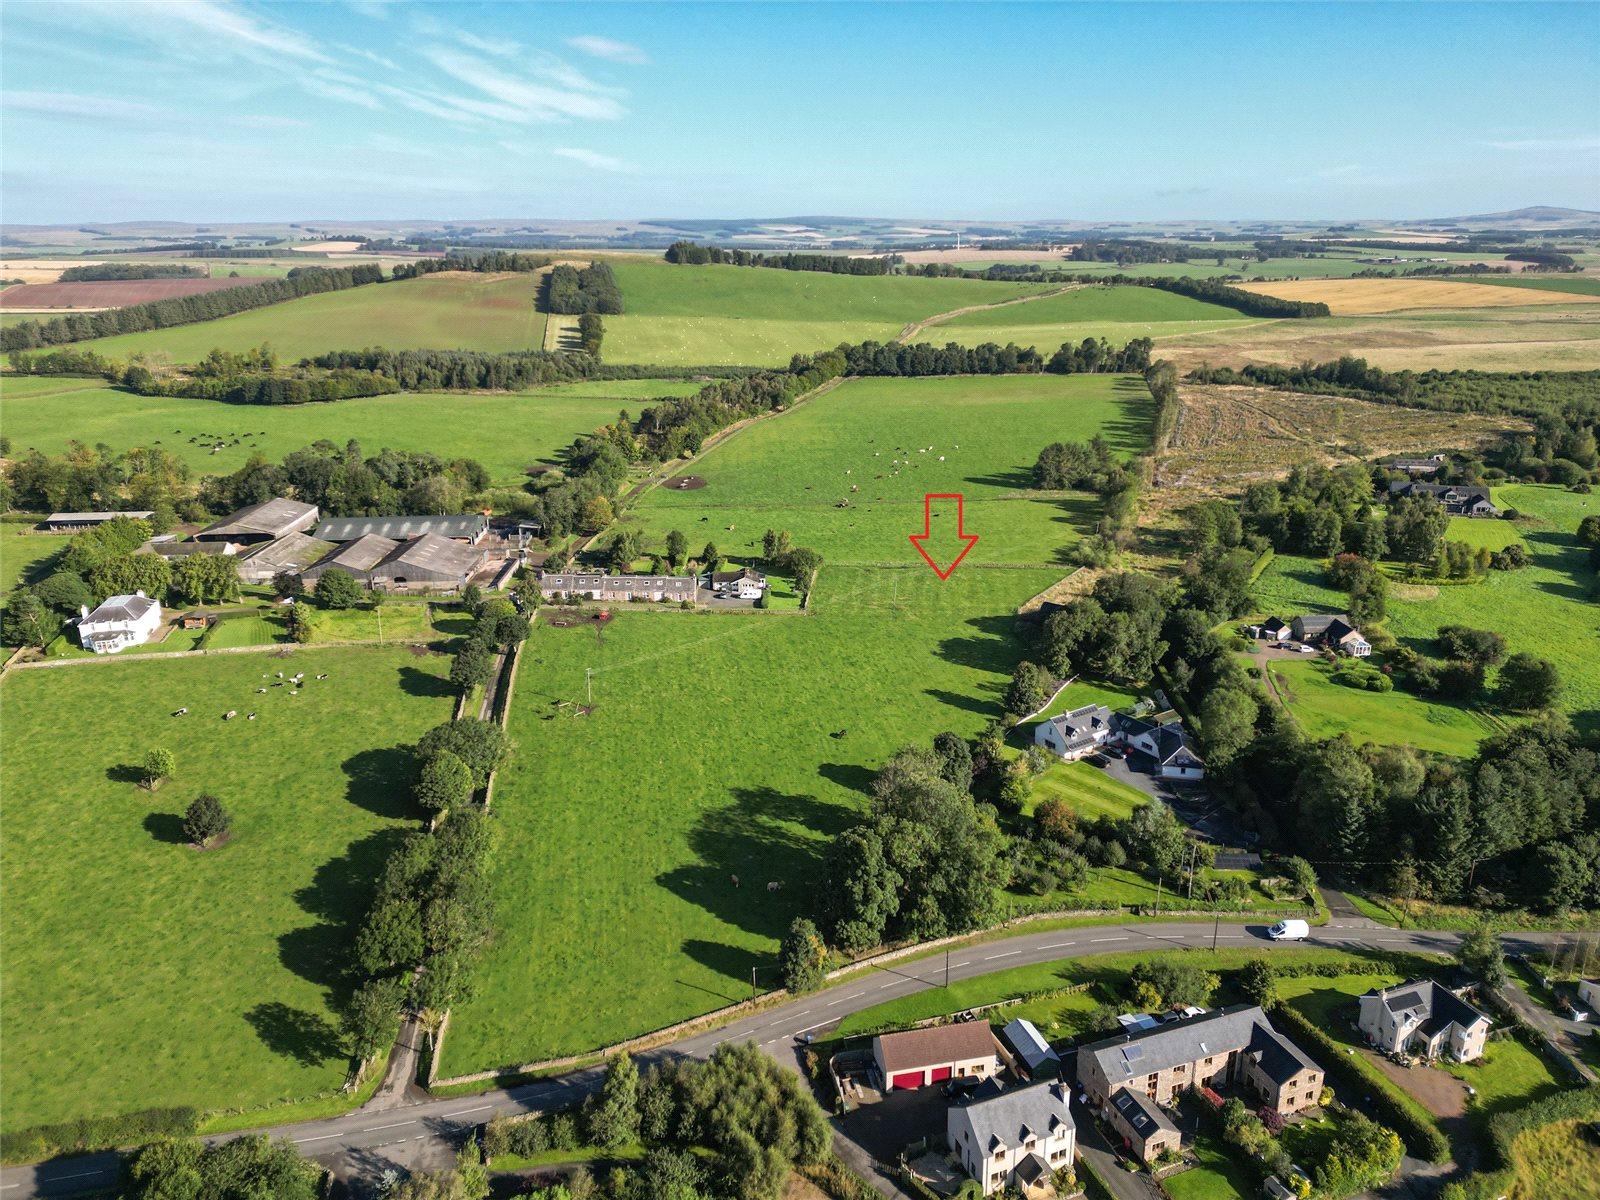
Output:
top-left (1, 917), bottom-right (1559, 1199)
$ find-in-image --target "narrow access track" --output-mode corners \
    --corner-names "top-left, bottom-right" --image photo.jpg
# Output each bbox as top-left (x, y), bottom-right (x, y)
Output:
top-left (893, 284), bottom-right (1081, 345)
top-left (2, 919), bottom-right (1563, 1199)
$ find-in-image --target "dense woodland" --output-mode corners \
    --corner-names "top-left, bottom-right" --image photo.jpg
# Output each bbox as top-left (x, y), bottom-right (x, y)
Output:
top-left (57, 263), bottom-right (205, 281)
top-left (664, 240), bottom-right (893, 274)
top-left (541, 262), bottom-right (625, 314)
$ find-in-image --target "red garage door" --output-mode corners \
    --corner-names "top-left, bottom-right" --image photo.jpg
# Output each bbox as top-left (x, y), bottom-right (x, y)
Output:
top-left (890, 1071), bottom-right (924, 1090)
top-left (929, 1066), bottom-right (952, 1083)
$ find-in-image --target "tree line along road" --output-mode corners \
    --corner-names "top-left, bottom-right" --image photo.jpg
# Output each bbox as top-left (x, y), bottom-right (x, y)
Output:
top-left (0, 917), bottom-right (1559, 1199)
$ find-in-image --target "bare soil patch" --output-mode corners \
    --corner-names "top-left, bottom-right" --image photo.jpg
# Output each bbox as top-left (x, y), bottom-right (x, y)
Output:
top-left (668, 475), bottom-right (708, 491)
top-left (1237, 277), bottom-right (1600, 315)
top-left (0, 276), bottom-right (267, 311)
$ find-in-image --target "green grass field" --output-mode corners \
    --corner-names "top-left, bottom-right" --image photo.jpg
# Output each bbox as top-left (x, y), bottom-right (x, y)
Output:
top-left (441, 564), bottom-right (1063, 1074)
top-left (0, 377), bottom-right (704, 485)
top-left (922, 284), bottom-right (1259, 352)
top-left (627, 374), bottom-right (1153, 567)
top-left (1264, 655), bottom-right (1498, 757)
top-left (1251, 487), bottom-right (1599, 733)
top-left (597, 261), bottom-right (1060, 365)
top-left (0, 527), bottom-right (71, 595)
top-left (1464, 275), bottom-right (1600, 297)
top-left (1020, 759), bottom-right (1148, 822)
top-left (0, 646), bottom-right (457, 1130)
top-left (1445, 516), bottom-right (1526, 550)
top-left (1508, 1118), bottom-right (1600, 1200)
top-left (51, 271), bottom-right (546, 362)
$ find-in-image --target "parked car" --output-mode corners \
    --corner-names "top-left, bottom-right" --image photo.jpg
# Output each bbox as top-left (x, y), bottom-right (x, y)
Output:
top-left (1102, 744), bottom-right (1126, 759)
top-left (1086, 753), bottom-right (1109, 768)
top-left (944, 1076), bottom-right (983, 1099)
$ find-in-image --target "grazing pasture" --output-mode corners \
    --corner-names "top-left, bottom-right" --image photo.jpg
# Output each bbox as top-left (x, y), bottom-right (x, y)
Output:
top-left (1237, 277), bottom-right (1600, 315)
top-left (628, 373), bottom-right (1153, 566)
top-left (598, 261), bottom-right (1061, 365)
top-left (1465, 274), bottom-right (1600, 297)
top-left (0, 526), bottom-right (71, 595)
top-left (921, 284), bottom-right (1257, 352)
top-left (442, 564), bottom-right (1064, 1075)
top-left (1445, 516), bottom-right (1525, 551)
top-left (0, 646), bottom-right (457, 1131)
top-left (0, 378), bottom-right (705, 484)
top-left (52, 271), bottom-right (545, 361)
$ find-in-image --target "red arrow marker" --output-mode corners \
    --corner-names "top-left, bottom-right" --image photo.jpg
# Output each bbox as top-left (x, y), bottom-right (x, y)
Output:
top-left (909, 492), bottom-right (979, 580)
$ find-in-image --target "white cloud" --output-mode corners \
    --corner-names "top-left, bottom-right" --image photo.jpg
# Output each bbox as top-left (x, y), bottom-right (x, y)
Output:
top-left (119, 0), bottom-right (331, 64)
top-left (422, 48), bottom-right (626, 122)
top-left (302, 71), bottom-right (383, 111)
top-left (455, 30), bottom-right (521, 59)
top-left (555, 147), bottom-right (630, 172)
top-left (1486, 136), bottom-right (1600, 152)
top-left (1, 90), bottom-right (165, 122)
top-left (566, 35), bottom-right (649, 65)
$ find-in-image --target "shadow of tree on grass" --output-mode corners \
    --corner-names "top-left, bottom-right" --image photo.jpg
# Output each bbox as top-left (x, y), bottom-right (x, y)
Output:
top-left (243, 1001), bottom-right (342, 1069)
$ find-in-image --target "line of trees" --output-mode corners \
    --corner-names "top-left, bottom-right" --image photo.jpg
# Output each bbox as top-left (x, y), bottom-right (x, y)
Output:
top-left (542, 262), bottom-right (624, 314)
top-left (390, 250), bottom-right (556, 279)
top-left (664, 240), bottom-right (894, 275)
top-left (58, 263), bottom-right (205, 281)
top-left (0, 263), bottom-right (383, 352)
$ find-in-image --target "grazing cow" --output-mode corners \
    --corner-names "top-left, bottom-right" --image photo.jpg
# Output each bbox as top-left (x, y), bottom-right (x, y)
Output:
top-left (767, 881), bottom-right (783, 892)
top-left (224, 710), bottom-right (236, 720)
top-left (730, 874), bottom-right (740, 888)
top-left (172, 708), bottom-right (188, 716)
top-left (247, 713), bottom-right (257, 720)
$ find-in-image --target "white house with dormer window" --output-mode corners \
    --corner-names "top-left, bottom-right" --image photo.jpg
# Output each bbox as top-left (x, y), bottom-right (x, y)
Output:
top-left (77, 591), bottom-right (163, 654)
top-left (947, 1081), bottom-right (1076, 1197)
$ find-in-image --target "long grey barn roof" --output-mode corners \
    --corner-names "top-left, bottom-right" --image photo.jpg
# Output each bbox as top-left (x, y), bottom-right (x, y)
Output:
top-left (240, 532), bottom-right (336, 570)
top-left (49, 511), bottom-right (154, 523)
top-left (383, 533), bottom-right (482, 576)
top-left (315, 534), bottom-right (400, 573)
top-left (201, 497), bottom-right (318, 539)
top-left (314, 514), bottom-right (487, 543)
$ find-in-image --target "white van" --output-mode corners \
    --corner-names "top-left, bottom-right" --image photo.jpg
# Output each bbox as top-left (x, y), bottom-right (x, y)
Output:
top-left (1268, 919), bottom-right (1310, 941)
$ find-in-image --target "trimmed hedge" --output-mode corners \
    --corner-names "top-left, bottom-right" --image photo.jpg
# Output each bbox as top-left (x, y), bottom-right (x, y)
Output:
top-left (0, 1105), bottom-right (200, 1164)
top-left (1271, 1003), bottom-right (1450, 1162)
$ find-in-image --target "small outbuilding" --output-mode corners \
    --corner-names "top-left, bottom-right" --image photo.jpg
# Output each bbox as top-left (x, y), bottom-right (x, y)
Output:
top-left (872, 1023), bottom-right (1000, 1091)
top-left (1001, 1018), bottom-right (1061, 1079)
top-left (47, 510), bottom-right (154, 534)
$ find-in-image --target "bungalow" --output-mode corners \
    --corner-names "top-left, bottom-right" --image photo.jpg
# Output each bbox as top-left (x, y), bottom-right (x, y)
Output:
top-left (1386, 481), bottom-right (1499, 519)
top-left (1290, 613), bottom-right (1372, 658)
top-left (1002, 1018), bottom-right (1062, 1081)
top-left (872, 1023), bottom-right (1000, 1091)
top-left (1106, 1087), bottom-right (1180, 1164)
top-left (1078, 1005), bottom-right (1323, 1161)
top-left (312, 513), bottom-right (489, 545)
top-left (46, 510), bottom-right (154, 534)
top-left (1111, 713), bottom-right (1205, 781)
top-left (947, 1081), bottom-right (1076, 1198)
top-left (1034, 704), bottom-right (1113, 761)
top-left (77, 590), bottom-right (163, 654)
top-left (538, 570), bottom-right (698, 605)
top-left (196, 498), bottom-right (320, 546)
top-left (709, 566), bottom-right (768, 600)
top-left (1357, 980), bottom-right (1490, 1062)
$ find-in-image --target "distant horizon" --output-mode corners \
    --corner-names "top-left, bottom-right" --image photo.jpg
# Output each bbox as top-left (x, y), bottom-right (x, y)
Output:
top-left (2, 1), bottom-right (1596, 225)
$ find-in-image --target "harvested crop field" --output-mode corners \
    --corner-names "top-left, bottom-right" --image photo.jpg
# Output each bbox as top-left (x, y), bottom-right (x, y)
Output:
top-left (1147, 383), bottom-right (1525, 520)
top-left (0, 276), bottom-right (269, 311)
top-left (1237, 277), bottom-right (1600, 315)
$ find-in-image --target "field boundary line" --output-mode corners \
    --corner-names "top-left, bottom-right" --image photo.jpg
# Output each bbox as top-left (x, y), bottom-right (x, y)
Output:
top-left (6, 636), bottom-right (439, 669)
top-left (893, 284), bottom-right (1082, 344)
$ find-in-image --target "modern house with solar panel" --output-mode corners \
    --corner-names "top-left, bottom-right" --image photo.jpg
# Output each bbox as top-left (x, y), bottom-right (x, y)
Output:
top-left (946, 1080), bottom-right (1075, 1197)
top-left (1357, 980), bottom-right (1490, 1062)
top-left (1078, 1006), bottom-right (1323, 1162)
top-left (1033, 704), bottom-right (1113, 762)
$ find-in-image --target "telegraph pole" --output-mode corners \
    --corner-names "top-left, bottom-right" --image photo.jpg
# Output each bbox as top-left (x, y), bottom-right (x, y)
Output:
top-left (1154, 876), bottom-right (1163, 915)
top-left (1213, 915), bottom-right (1220, 951)
top-left (945, 947), bottom-right (950, 989)
top-left (586, 668), bottom-right (593, 705)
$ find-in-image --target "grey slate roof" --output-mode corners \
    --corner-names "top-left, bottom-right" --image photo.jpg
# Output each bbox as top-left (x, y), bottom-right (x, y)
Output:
top-left (1247, 1022), bottom-right (1321, 1085)
top-left (313, 513), bottom-right (487, 543)
top-left (239, 532), bottom-right (336, 572)
top-left (49, 510), bottom-right (154, 524)
top-left (1367, 980), bottom-right (1489, 1036)
top-left (950, 1081), bottom-right (1072, 1153)
top-left (199, 497), bottom-right (318, 541)
top-left (83, 592), bottom-right (159, 625)
top-left (314, 534), bottom-right (401, 574)
top-left (383, 533), bottom-right (482, 577)
top-left (1110, 1088), bottom-right (1178, 1140)
top-left (1045, 704), bottom-right (1113, 753)
top-left (1082, 1006), bottom-right (1297, 1086)
top-left (1294, 613), bottom-right (1351, 639)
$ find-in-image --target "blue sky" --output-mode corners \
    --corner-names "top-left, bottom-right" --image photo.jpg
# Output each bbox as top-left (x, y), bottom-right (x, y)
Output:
top-left (2, 1), bottom-right (1597, 224)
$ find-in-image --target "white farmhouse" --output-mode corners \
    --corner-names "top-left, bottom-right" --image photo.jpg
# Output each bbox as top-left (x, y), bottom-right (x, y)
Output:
top-left (77, 591), bottom-right (163, 654)
top-left (1034, 704), bottom-right (1113, 761)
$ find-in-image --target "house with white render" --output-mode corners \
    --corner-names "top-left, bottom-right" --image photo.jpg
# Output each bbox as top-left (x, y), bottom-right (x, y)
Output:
top-left (77, 591), bottom-right (163, 654)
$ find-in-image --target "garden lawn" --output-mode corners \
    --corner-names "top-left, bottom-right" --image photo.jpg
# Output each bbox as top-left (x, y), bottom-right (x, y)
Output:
top-left (0, 378), bottom-right (706, 486)
top-left (628, 374), bottom-right (1153, 567)
top-left (0, 646), bottom-right (457, 1131)
top-left (1446, 517), bottom-right (1526, 551)
top-left (54, 271), bottom-right (546, 361)
top-left (598, 261), bottom-right (1060, 366)
top-left (1163, 1132), bottom-right (1261, 1200)
top-left (1251, 486), bottom-right (1599, 734)
top-left (0, 527), bottom-right (71, 595)
top-left (1263, 655), bottom-right (1497, 757)
top-left (308, 602), bottom-right (437, 643)
top-left (1020, 760), bottom-right (1147, 822)
top-left (1439, 1037), bottom-right (1568, 1122)
top-left (206, 611), bottom-right (286, 648)
top-left (441, 564), bottom-right (1064, 1076)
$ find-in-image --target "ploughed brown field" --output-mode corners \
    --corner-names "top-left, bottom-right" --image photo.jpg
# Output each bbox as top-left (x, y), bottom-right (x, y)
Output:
top-left (0, 276), bottom-right (269, 311)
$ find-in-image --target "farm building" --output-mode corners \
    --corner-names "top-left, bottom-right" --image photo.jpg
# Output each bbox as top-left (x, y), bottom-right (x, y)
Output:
top-left (140, 537), bottom-right (237, 561)
top-left (1290, 613), bottom-right (1371, 657)
top-left (1386, 481), bottom-right (1499, 518)
top-left (76, 590), bottom-right (162, 654)
top-left (947, 1081), bottom-right (1076, 1197)
top-left (709, 566), bottom-right (768, 599)
top-left (1357, 980), bottom-right (1490, 1063)
top-left (1111, 712), bottom-right (1205, 781)
top-left (1251, 616), bottom-right (1290, 642)
top-left (236, 532), bottom-right (338, 584)
top-left (1078, 1006), bottom-right (1323, 1157)
top-left (538, 571), bottom-right (698, 604)
top-left (373, 534), bottom-right (486, 591)
top-left (46, 510), bottom-right (154, 533)
top-left (872, 1023), bottom-right (1000, 1091)
top-left (1001, 1018), bottom-right (1061, 1079)
top-left (1034, 703), bottom-right (1113, 761)
top-left (1106, 1087), bottom-right (1180, 1164)
top-left (302, 535), bottom-right (399, 587)
top-left (1388, 454), bottom-right (1447, 476)
top-left (196, 498), bottom-right (320, 546)
top-left (313, 513), bottom-right (489, 545)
